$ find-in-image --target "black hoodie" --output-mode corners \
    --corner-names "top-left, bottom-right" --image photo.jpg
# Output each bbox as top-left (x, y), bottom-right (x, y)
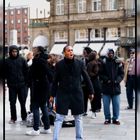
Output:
top-left (5, 45), bottom-right (28, 88)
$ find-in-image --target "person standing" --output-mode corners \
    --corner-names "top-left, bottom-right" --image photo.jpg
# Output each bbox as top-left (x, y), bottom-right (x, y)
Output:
top-left (87, 51), bottom-right (102, 119)
top-left (26, 46), bottom-right (53, 136)
top-left (124, 48), bottom-right (135, 109)
top-left (100, 49), bottom-right (124, 125)
top-left (82, 47), bottom-right (93, 116)
top-left (5, 45), bottom-right (28, 124)
top-left (50, 45), bottom-right (94, 140)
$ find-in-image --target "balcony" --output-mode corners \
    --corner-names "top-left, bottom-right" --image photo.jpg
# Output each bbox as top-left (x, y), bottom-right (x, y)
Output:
top-left (29, 18), bottom-right (49, 28)
top-left (50, 9), bottom-right (125, 23)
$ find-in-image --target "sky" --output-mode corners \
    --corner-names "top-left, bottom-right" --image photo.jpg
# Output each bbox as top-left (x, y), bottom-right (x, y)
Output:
top-left (5, 0), bottom-right (50, 18)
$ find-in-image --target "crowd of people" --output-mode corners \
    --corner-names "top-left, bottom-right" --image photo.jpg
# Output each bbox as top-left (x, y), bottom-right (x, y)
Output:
top-left (3, 44), bottom-right (135, 140)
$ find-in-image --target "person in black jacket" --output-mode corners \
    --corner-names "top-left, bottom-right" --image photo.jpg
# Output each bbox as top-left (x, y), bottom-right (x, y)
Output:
top-left (100, 49), bottom-right (124, 125)
top-left (26, 46), bottom-right (53, 136)
top-left (50, 45), bottom-right (94, 140)
top-left (5, 45), bottom-right (28, 124)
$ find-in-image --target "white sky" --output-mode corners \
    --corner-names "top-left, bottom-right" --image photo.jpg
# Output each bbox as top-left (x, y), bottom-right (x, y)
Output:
top-left (5, 0), bottom-right (50, 18)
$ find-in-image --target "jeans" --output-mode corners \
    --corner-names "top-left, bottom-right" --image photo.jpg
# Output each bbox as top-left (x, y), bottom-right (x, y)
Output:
top-left (32, 102), bottom-right (50, 131)
top-left (53, 113), bottom-right (83, 140)
top-left (126, 75), bottom-right (135, 108)
top-left (103, 94), bottom-right (120, 121)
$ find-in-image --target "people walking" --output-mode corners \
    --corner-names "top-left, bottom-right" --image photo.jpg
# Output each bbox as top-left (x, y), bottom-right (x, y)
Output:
top-left (100, 49), bottom-right (124, 125)
top-left (124, 48), bottom-right (135, 109)
top-left (26, 46), bottom-right (53, 136)
top-left (50, 45), bottom-right (94, 140)
top-left (5, 45), bottom-right (28, 124)
top-left (87, 51), bottom-right (102, 119)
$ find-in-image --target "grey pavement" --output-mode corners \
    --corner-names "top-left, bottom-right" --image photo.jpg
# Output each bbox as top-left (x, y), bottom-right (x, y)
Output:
top-left (4, 81), bottom-right (136, 140)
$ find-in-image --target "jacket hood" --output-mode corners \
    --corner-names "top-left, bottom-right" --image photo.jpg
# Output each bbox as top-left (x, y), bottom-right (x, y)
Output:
top-left (9, 45), bottom-right (19, 58)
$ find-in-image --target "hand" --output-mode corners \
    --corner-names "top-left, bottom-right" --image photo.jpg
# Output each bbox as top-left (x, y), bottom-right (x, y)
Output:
top-left (89, 94), bottom-right (94, 101)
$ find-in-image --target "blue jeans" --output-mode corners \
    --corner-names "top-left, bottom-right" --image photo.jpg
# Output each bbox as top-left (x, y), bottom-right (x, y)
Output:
top-left (103, 94), bottom-right (120, 121)
top-left (32, 103), bottom-right (50, 131)
top-left (53, 113), bottom-right (83, 140)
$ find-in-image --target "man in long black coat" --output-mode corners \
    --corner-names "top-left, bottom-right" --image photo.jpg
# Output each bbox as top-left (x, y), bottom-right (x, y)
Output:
top-left (50, 45), bottom-right (94, 140)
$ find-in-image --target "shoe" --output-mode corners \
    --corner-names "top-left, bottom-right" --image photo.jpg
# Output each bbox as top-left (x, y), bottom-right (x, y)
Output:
top-left (40, 128), bottom-right (52, 134)
top-left (82, 112), bottom-right (87, 116)
top-left (26, 129), bottom-right (40, 136)
top-left (8, 120), bottom-right (15, 124)
top-left (104, 120), bottom-right (111, 125)
top-left (91, 112), bottom-right (96, 119)
top-left (95, 109), bottom-right (101, 113)
top-left (112, 120), bottom-right (120, 125)
top-left (20, 120), bottom-right (27, 125)
top-left (126, 106), bottom-right (133, 110)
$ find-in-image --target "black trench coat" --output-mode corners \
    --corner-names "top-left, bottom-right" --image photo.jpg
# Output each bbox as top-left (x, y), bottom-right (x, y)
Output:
top-left (51, 58), bottom-right (94, 115)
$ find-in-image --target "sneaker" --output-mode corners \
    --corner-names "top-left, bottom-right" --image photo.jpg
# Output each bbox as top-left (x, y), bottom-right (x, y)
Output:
top-left (82, 112), bottom-right (88, 116)
top-left (26, 129), bottom-right (40, 136)
top-left (125, 106), bottom-right (133, 110)
top-left (112, 120), bottom-right (120, 125)
top-left (8, 120), bottom-right (15, 124)
top-left (104, 119), bottom-right (111, 125)
top-left (20, 120), bottom-right (27, 125)
top-left (91, 112), bottom-right (96, 119)
top-left (40, 128), bottom-right (52, 134)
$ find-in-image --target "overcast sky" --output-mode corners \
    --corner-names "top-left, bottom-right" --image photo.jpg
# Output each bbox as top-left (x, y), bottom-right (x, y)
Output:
top-left (5, 0), bottom-right (50, 18)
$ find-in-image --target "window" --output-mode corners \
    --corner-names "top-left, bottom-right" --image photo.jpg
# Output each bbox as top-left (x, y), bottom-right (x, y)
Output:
top-left (127, 27), bottom-right (135, 37)
top-left (17, 29), bottom-right (21, 33)
top-left (75, 29), bottom-right (88, 41)
top-left (11, 20), bottom-right (14, 24)
top-left (92, 0), bottom-right (101, 11)
top-left (18, 37), bottom-right (21, 43)
top-left (10, 10), bottom-right (14, 15)
top-left (24, 19), bottom-right (27, 23)
top-left (90, 28), bottom-right (104, 40)
top-left (5, 20), bottom-right (7, 24)
top-left (77, 0), bottom-right (86, 13)
top-left (56, 0), bottom-right (64, 15)
top-left (17, 10), bottom-right (20, 14)
top-left (107, 0), bottom-right (117, 10)
top-left (17, 19), bottom-right (20, 24)
top-left (55, 31), bottom-right (67, 41)
top-left (106, 28), bottom-right (119, 40)
top-left (24, 9), bottom-right (27, 14)
top-left (5, 12), bottom-right (7, 16)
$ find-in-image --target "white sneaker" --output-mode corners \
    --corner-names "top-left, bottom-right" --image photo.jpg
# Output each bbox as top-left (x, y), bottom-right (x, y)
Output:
top-left (40, 128), bottom-right (52, 134)
top-left (26, 129), bottom-right (40, 136)
top-left (91, 112), bottom-right (96, 119)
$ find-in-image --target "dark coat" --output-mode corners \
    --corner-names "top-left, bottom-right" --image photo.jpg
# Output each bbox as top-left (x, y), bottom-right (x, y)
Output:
top-left (51, 58), bottom-right (94, 115)
top-left (30, 53), bottom-right (53, 104)
top-left (5, 46), bottom-right (28, 88)
top-left (100, 57), bottom-right (124, 95)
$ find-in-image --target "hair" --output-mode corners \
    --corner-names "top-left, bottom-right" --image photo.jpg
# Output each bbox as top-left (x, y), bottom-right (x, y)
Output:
top-left (62, 45), bottom-right (70, 53)
top-left (83, 47), bottom-right (93, 54)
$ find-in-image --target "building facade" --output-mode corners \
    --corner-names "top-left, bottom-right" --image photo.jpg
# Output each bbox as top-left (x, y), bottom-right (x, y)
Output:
top-left (5, 6), bottom-right (29, 47)
top-left (48, 0), bottom-right (135, 58)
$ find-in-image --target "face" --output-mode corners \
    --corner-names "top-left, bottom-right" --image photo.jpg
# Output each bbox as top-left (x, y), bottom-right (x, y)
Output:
top-left (130, 51), bottom-right (135, 58)
top-left (11, 49), bottom-right (18, 57)
top-left (108, 51), bottom-right (114, 59)
top-left (64, 46), bottom-right (74, 59)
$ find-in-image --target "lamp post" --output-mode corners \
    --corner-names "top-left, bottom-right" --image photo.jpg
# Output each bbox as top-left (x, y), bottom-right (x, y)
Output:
top-left (67, 0), bottom-right (70, 45)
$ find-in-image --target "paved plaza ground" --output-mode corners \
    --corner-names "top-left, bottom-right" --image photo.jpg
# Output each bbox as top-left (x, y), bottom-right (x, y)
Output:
top-left (0, 81), bottom-right (137, 140)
